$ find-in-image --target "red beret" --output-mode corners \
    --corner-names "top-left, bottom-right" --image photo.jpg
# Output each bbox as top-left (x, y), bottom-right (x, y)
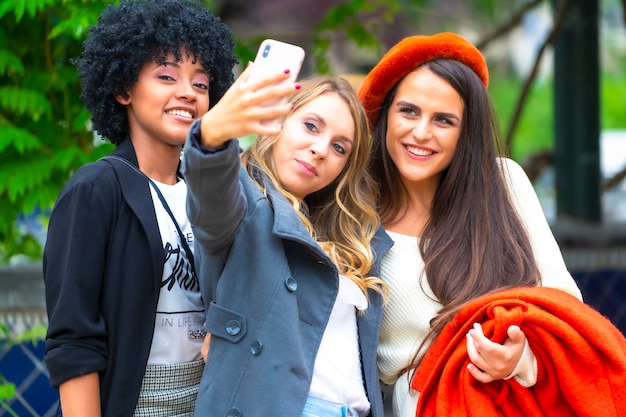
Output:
top-left (358, 32), bottom-right (489, 127)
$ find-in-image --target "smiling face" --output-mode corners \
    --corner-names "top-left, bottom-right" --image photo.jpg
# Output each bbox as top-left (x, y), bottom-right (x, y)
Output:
top-left (117, 52), bottom-right (210, 147)
top-left (385, 66), bottom-right (465, 193)
top-left (271, 92), bottom-right (355, 200)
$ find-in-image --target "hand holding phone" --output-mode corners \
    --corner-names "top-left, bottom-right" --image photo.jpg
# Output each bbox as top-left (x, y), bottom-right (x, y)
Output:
top-left (248, 39), bottom-right (305, 125)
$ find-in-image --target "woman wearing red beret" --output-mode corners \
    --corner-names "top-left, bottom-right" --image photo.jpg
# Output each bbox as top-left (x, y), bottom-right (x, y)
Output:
top-left (357, 32), bottom-right (584, 416)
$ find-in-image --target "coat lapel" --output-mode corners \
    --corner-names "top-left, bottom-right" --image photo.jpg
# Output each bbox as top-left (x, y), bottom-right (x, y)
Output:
top-left (107, 140), bottom-right (165, 285)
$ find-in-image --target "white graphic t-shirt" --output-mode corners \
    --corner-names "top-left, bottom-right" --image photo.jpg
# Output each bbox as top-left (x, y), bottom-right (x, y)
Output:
top-left (147, 179), bottom-right (205, 364)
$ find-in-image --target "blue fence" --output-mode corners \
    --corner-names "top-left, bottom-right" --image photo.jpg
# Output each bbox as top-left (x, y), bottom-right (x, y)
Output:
top-left (574, 268), bottom-right (626, 333)
top-left (0, 341), bottom-right (57, 417)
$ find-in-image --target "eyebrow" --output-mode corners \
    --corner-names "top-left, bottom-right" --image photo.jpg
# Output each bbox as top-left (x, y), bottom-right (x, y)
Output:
top-left (396, 100), bottom-right (461, 122)
top-left (160, 61), bottom-right (209, 76)
top-left (304, 112), bottom-right (355, 145)
top-left (336, 135), bottom-right (354, 146)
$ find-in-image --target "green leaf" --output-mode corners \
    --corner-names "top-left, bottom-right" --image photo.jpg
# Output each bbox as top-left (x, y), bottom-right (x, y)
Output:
top-left (0, 0), bottom-right (54, 21)
top-left (49, 15), bottom-right (95, 40)
top-left (0, 2), bottom-right (11, 19)
top-left (346, 25), bottom-right (379, 49)
top-left (0, 382), bottom-right (16, 401)
top-left (1, 156), bottom-right (54, 202)
top-left (0, 126), bottom-right (43, 154)
top-left (0, 50), bottom-right (25, 77)
top-left (23, 181), bottom-right (62, 213)
top-left (71, 108), bottom-right (92, 132)
top-left (49, 145), bottom-right (89, 170)
top-left (13, 324), bottom-right (47, 345)
top-left (0, 87), bottom-right (51, 120)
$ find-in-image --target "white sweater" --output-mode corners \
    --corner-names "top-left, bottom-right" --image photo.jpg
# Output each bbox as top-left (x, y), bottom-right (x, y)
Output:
top-left (378, 158), bottom-right (583, 416)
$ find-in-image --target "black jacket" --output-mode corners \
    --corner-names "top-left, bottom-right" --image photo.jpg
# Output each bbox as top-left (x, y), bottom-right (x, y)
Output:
top-left (44, 139), bottom-right (165, 417)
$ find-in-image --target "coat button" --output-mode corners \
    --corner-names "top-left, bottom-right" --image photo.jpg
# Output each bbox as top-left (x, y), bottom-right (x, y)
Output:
top-left (225, 319), bottom-right (241, 335)
top-left (285, 276), bottom-right (298, 292)
top-left (225, 408), bottom-right (241, 417)
top-left (251, 340), bottom-right (263, 355)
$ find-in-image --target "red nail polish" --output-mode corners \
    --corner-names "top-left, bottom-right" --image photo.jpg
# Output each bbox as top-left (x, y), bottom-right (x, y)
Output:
top-left (284, 69), bottom-right (290, 74)
top-left (295, 84), bottom-right (301, 90)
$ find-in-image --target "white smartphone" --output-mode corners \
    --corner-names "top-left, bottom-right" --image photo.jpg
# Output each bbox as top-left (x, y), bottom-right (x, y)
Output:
top-left (248, 39), bottom-right (305, 125)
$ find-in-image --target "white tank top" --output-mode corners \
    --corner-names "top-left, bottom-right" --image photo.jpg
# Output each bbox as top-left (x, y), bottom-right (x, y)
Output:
top-left (308, 275), bottom-right (370, 416)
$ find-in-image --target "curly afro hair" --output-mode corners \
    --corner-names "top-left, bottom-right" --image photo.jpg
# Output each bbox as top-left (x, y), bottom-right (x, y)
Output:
top-left (74, 0), bottom-right (238, 144)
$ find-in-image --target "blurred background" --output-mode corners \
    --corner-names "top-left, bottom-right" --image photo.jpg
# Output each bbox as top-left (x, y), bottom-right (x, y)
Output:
top-left (1, 0), bottom-right (625, 415)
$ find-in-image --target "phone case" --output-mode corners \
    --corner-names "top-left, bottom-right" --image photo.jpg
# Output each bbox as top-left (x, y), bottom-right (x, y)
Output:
top-left (248, 39), bottom-right (305, 125)
top-left (249, 39), bottom-right (305, 85)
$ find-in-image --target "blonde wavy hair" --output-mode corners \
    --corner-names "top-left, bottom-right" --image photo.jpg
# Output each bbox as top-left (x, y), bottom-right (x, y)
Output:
top-left (242, 76), bottom-right (385, 298)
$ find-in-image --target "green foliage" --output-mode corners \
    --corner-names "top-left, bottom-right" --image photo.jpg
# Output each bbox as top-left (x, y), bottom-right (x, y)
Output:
top-left (489, 76), bottom-right (555, 160)
top-left (312, 0), bottom-right (394, 73)
top-left (0, 0), bottom-right (115, 263)
top-left (490, 71), bottom-right (626, 162)
top-left (1, 0), bottom-right (625, 263)
top-left (0, 0), bottom-right (354, 263)
top-left (0, 376), bottom-right (17, 417)
top-left (601, 75), bottom-right (626, 129)
top-left (0, 0), bottom-right (56, 22)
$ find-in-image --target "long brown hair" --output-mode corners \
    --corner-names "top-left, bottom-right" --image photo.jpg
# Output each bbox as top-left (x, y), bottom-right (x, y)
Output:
top-left (243, 76), bottom-right (385, 297)
top-left (370, 59), bottom-right (541, 364)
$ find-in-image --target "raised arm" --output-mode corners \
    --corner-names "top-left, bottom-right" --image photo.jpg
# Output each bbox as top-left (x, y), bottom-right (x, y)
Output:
top-left (182, 129), bottom-right (244, 253)
top-left (182, 63), bottom-right (298, 253)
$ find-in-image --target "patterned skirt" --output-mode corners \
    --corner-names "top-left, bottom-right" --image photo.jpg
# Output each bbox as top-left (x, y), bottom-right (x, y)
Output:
top-left (134, 358), bottom-right (204, 417)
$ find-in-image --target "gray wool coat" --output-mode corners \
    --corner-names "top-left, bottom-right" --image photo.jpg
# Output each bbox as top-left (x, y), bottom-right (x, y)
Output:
top-left (182, 120), bottom-right (393, 417)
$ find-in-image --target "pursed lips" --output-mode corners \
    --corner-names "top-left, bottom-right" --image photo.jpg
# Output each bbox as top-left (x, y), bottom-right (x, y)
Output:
top-left (296, 159), bottom-right (318, 176)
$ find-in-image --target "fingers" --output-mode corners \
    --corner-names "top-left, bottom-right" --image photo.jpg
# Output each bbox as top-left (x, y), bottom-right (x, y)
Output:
top-left (466, 362), bottom-right (495, 383)
top-left (245, 61), bottom-right (295, 89)
top-left (201, 333), bottom-right (211, 363)
top-left (466, 327), bottom-right (495, 382)
top-left (507, 325), bottom-right (525, 344)
top-left (466, 323), bottom-right (527, 383)
top-left (198, 68), bottom-right (298, 147)
top-left (237, 60), bottom-right (295, 100)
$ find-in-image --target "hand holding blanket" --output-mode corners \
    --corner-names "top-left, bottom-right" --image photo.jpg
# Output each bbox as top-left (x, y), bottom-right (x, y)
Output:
top-left (411, 286), bottom-right (626, 417)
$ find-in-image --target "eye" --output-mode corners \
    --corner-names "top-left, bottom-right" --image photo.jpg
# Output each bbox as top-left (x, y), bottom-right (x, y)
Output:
top-left (332, 142), bottom-right (346, 155)
top-left (158, 74), bottom-right (176, 81)
top-left (194, 81), bottom-right (209, 91)
top-left (399, 105), bottom-right (417, 117)
top-left (434, 115), bottom-right (455, 126)
top-left (303, 121), bottom-right (319, 133)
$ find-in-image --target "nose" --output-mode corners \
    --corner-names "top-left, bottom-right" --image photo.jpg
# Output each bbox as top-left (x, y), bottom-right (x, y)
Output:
top-left (309, 138), bottom-right (329, 159)
top-left (412, 119), bottom-right (432, 141)
top-left (177, 80), bottom-right (197, 101)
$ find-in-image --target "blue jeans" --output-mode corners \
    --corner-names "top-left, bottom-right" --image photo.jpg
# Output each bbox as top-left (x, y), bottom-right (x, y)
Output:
top-left (302, 396), bottom-right (359, 417)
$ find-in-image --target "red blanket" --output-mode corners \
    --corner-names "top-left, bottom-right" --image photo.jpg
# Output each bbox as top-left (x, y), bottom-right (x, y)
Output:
top-left (411, 286), bottom-right (626, 417)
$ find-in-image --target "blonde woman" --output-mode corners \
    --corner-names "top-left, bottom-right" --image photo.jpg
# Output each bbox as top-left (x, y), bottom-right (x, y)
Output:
top-left (182, 73), bottom-right (388, 417)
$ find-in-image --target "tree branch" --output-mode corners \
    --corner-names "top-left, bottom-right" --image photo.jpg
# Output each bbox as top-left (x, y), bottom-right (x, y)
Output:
top-left (504, 0), bottom-right (573, 152)
top-left (476, 0), bottom-right (544, 50)
top-left (604, 165), bottom-right (626, 191)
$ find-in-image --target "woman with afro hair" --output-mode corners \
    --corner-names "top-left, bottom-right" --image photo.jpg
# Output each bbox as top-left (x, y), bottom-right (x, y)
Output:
top-left (43, 0), bottom-right (238, 416)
